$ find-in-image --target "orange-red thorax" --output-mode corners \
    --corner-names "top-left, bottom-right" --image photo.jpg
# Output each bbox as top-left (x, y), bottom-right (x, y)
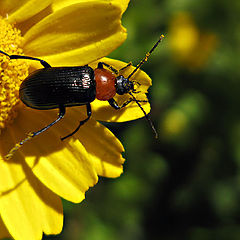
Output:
top-left (94, 68), bottom-right (116, 100)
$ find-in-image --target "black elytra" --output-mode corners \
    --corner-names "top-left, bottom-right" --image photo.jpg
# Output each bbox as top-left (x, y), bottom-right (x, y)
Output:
top-left (1, 34), bottom-right (164, 159)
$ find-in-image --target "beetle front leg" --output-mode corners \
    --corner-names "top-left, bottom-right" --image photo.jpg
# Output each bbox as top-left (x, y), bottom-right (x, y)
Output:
top-left (97, 62), bottom-right (132, 75)
top-left (119, 62), bottom-right (132, 72)
top-left (61, 103), bottom-right (92, 141)
top-left (97, 62), bottom-right (119, 75)
top-left (108, 98), bottom-right (148, 110)
top-left (0, 50), bottom-right (51, 68)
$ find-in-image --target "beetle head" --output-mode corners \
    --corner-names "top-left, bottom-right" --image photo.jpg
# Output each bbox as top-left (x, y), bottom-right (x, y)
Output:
top-left (115, 75), bottom-right (134, 95)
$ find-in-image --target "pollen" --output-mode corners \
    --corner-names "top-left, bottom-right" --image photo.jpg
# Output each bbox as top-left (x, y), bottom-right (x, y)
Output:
top-left (0, 17), bottom-right (29, 131)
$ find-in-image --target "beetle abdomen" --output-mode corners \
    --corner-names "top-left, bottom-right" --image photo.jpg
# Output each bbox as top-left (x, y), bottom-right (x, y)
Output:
top-left (19, 66), bottom-right (96, 109)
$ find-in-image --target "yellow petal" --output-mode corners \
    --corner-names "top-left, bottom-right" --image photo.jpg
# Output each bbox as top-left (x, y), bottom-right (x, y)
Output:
top-left (1, 0), bottom-right (52, 24)
top-left (0, 0), bottom-right (14, 15)
top-left (90, 57), bottom-right (152, 122)
top-left (116, 0), bottom-right (130, 13)
top-left (52, 0), bottom-right (130, 14)
top-left (66, 107), bottom-right (125, 178)
top-left (0, 160), bottom-right (41, 240)
top-left (0, 133), bottom-right (63, 240)
top-left (4, 106), bottom-right (98, 203)
top-left (0, 217), bottom-right (11, 239)
top-left (92, 96), bottom-right (151, 122)
top-left (25, 139), bottom-right (98, 203)
top-left (23, 1), bottom-right (127, 66)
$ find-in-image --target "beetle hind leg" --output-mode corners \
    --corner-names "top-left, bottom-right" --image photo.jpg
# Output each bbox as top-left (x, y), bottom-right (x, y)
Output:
top-left (61, 103), bottom-right (92, 141)
top-left (5, 105), bottom-right (65, 159)
top-left (31, 105), bottom-right (66, 138)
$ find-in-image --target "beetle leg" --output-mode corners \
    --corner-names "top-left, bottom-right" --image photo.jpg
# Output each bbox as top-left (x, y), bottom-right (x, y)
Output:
top-left (97, 62), bottom-right (119, 75)
top-left (0, 50), bottom-right (51, 68)
top-left (108, 98), bottom-right (148, 110)
top-left (108, 98), bottom-right (125, 109)
top-left (5, 105), bottom-right (65, 159)
top-left (61, 103), bottom-right (92, 141)
top-left (119, 62), bottom-right (132, 72)
top-left (31, 105), bottom-right (66, 138)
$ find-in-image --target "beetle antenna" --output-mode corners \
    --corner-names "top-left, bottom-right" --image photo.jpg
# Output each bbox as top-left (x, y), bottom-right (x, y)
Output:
top-left (126, 35), bottom-right (164, 138)
top-left (127, 34), bottom-right (165, 80)
top-left (129, 92), bottom-right (158, 138)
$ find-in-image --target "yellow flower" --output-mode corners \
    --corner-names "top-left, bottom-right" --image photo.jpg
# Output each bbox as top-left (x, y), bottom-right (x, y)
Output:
top-left (0, 0), bottom-right (153, 239)
top-left (169, 12), bottom-right (217, 71)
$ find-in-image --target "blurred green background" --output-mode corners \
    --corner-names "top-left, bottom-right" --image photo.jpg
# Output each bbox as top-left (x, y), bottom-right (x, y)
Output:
top-left (46, 0), bottom-right (240, 239)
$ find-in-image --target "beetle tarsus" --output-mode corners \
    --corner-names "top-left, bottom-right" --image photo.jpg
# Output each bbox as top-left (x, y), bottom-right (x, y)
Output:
top-left (4, 106), bottom-right (65, 159)
top-left (4, 132), bottom-right (34, 160)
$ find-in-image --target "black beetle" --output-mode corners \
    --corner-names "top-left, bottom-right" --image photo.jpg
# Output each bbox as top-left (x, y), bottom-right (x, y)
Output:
top-left (1, 35), bottom-right (164, 158)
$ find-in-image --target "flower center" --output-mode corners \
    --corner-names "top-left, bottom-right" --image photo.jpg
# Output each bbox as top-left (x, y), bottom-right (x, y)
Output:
top-left (0, 17), bottom-right (29, 131)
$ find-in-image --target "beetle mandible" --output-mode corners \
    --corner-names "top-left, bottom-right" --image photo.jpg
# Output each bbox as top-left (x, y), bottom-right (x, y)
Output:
top-left (1, 35), bottom-right (164, 159)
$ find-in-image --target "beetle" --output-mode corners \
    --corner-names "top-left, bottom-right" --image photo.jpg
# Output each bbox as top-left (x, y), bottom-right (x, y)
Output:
top-left (1, 35), bottom-right (164, 158)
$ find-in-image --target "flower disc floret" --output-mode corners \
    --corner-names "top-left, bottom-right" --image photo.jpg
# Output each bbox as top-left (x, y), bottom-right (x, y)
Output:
top-left (0, 17), bottom-right (29, 130)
